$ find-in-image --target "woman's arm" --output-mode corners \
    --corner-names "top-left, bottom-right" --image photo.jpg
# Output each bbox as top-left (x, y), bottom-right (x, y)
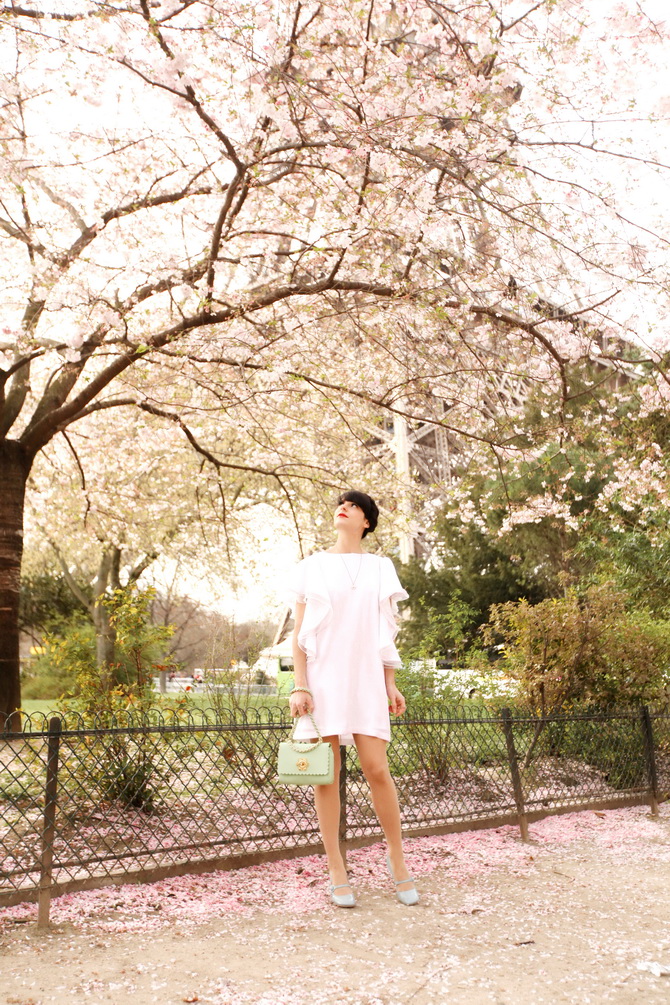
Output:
top-left (289, 602), bottom-right (314, 716)
top-left (384, 665), bottom-right (406, 716)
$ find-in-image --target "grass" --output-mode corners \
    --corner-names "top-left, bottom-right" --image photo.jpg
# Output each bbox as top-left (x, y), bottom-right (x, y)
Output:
top-left (19, 699), bottom-right (57, 717)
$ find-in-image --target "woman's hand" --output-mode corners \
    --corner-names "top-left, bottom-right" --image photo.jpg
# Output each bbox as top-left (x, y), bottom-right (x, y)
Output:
top-left (289, 688), bottom-right (314, 718)
top-left (386, 685), bottom-right (406, 716)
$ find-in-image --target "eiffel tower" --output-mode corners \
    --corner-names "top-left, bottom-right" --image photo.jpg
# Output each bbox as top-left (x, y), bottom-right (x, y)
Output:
top-left (367, 290), bottom-right (636, 562)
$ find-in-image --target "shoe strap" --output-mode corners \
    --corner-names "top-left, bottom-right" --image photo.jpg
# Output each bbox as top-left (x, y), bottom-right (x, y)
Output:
top-left (331, 883), bottom-right (352, 892)
top-left (394, 877), bottom-right (416, 887)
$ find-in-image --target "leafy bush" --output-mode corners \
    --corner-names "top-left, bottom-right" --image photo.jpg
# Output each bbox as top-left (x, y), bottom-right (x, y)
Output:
top-left (23, 584), bottom-right (176, 703)
top-left (200, 668), bottom-right (286, 788)
top-left (394, 661), bottom-right (465, 707)
top-left (540, 715), bottom-right (648, 791)
top-left (400, 716), bottom-right (455, 783)
top-left (399, 592), bottom-right (478, 667)
top-left (482, 583), bottom-right (670, 716)
top-left (21, 615), bottom-right (95, 699)
top-left (50, 587), bottom-right (180, 812)
top-left (52, 587), bottom-right (175, 719)
top-left (396, 593), bottom-right (494, 709)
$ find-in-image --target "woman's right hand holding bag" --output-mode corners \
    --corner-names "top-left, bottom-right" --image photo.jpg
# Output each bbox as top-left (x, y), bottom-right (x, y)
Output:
top-left (289, 686), bottom-right (314, 718)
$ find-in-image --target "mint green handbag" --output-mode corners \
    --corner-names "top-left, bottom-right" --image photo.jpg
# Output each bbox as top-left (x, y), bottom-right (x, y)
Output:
top-left (277, 713), bottom-right (334, 785)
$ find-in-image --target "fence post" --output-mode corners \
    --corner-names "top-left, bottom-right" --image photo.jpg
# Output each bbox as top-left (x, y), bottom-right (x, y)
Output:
top-left (501, 708), bottom-right (529, 841)
top-left (37, 716), bottom-right (62, 928)
top-left (338, 743), bottom-right (347, 865)
top-left (640, 706), bottom-right (659, 817)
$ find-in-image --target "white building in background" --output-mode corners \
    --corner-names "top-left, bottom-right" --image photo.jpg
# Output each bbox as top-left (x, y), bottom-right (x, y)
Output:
top-left (251, 637), bottom-right (294, 695)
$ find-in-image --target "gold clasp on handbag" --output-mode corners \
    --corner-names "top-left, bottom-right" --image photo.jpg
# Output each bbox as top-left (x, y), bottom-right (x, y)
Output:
top-left (296, 758), bottom-right (308, 771)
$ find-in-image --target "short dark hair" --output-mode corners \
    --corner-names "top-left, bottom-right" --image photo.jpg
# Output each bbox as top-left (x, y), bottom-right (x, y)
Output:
top-left (336, 490), bottom-right (379, 537)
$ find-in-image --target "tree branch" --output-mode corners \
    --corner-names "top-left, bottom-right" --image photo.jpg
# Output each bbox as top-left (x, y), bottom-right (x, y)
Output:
top-left (127, 550), bottom-right (159, 585)
top-left (18, 275), bottom-right (398, 456)
top-left (59, 181), bottom-right (214, 270)
top-left (204, 177), bottom-right (244, 310)
top-left (1, 5), bottom-right (81, 21)
top-left (134, 400), bottom-right (337, 483)
top-left (458, 301), bottom-right (570, 409)
top-left (133, 1), bottom-right (245, 171)
top-left (46, 537), bottom-right (93, 614)
top-left (19, 257), bottom-right (209, 444)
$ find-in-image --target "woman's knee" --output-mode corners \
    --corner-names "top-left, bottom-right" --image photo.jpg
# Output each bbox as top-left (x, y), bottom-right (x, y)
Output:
top-left (360, 757), bottom-right (392, 787)
top-left (354, 736), bottom-right (390, 784)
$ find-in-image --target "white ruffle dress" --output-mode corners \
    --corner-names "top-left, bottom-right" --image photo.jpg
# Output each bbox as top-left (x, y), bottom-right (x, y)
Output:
top-left (288, 552), bottom-right (408, 745)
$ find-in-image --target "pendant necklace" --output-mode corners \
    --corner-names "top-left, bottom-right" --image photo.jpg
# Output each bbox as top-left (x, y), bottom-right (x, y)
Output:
top-left (340, 553), bottom-right (364, 589)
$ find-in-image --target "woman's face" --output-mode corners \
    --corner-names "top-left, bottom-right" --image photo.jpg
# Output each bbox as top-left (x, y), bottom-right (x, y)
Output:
top-left (334, 499), bottom-right (369, 537)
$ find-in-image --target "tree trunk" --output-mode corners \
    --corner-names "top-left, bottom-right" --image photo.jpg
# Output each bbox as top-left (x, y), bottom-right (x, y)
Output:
top-left (0, 440), bottom-right (30, 726)
top-left (92, 546), bottom-right (119, 670)
top-left (93, 598), bottom-right (116, 668)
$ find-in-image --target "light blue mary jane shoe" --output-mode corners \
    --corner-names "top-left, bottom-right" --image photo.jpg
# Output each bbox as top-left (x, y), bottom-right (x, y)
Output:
top-left (386, 855), bottom-right (420, 906)
top-left (330, 882), bottom-right (356, 908)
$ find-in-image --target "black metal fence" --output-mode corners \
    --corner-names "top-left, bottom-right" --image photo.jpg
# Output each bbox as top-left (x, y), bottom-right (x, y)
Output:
top-left (1, 704), bottom-right (668, 925)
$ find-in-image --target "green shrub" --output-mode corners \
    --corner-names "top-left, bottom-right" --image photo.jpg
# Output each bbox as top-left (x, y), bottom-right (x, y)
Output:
top-left (554, 715), bottom-right (647, 790)
top-left (53, 587), bottom-right (180, 812)
top-left (483, 583), bottom-right (670, 716)
top-left (21, 616), bottom-right (95, 699)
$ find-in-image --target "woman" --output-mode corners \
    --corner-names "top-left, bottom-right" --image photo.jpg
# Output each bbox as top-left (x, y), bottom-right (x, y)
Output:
top-left (288, 490), bottom-right (419, 908)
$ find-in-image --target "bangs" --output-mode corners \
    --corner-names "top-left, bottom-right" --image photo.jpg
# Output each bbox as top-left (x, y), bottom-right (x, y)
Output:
top-left (337, 490), bottom-right (371, 511)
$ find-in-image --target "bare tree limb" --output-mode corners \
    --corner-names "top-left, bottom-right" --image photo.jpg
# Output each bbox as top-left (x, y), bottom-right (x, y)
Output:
top-left (18, 275), bottom-right (398, 456)
top-left (46, 537), bottom-right (93, 613)
top-left (134, 400), bottom-right (339, 485)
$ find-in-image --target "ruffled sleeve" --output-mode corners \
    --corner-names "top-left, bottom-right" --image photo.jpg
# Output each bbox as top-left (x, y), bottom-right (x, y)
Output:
top-left (287, 558), bottom-right (308, 605)
top-left (287, 555), bottom-right (332, 661)
top-left (379, 557), bottom-right (409, 668)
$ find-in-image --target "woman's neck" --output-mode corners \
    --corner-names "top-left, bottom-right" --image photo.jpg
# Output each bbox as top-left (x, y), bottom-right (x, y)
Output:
top-left (328, 530), bottom-right (365, 554)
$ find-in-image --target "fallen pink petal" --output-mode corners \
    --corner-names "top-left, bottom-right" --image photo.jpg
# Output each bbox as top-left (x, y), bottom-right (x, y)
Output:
top-left (2, 804), bottom-right (669, 1003)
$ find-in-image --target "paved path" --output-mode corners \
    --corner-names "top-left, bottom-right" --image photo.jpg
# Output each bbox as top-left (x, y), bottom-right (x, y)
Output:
top-left (2, 805), bottom-right (669, 1004)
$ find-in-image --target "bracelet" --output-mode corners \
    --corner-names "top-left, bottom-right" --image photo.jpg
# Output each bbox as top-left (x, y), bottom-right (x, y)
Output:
top-left (289, 687), bottom-right (312, 697)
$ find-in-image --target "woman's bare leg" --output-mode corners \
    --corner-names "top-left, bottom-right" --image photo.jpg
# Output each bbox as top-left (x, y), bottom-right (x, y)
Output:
top-left (353, 734), bottom-right (414, 892)
top-left (313, 737), bottom-right (350, 889)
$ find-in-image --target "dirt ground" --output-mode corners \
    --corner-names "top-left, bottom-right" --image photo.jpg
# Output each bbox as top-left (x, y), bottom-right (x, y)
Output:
top-left (1, 804), bottom-right (669, 1005)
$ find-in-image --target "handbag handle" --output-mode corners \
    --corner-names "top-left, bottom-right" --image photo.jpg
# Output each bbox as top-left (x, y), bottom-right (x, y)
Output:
top-left (287, 711), bottom-right (324, 752)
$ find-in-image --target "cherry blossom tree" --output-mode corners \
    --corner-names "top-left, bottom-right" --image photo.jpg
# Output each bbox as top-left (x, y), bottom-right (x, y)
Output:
top-left (1, 0), bottom-right (669, 718)
top-left (22, 402), bottom-right (364, 666)
top-left (424, 357), bottom-right (670, 619)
